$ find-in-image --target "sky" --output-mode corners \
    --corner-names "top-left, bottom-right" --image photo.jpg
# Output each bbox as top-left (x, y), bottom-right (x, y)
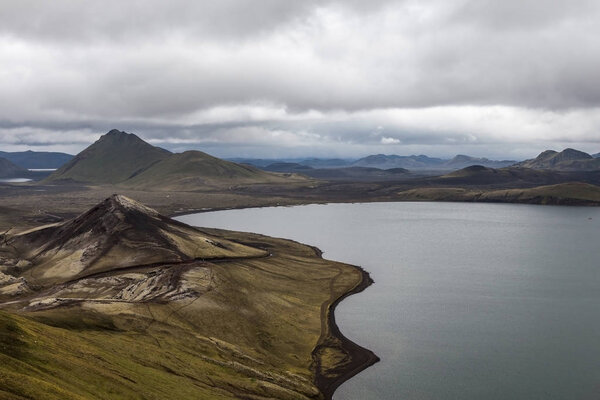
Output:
top-left (1, 0), bottom-right (600, 160)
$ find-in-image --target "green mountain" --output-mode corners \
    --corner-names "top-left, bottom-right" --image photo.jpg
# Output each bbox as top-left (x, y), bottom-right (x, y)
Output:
top-left (46, 129), bottom-right (171, 184)
top-left (0, 157), bottom-right (28, 178)
top-left (123, 150), bottom-right (305, 190)
top-left (515, 148), bottom-right (600, 170)
top-left (45, 129), bottom-right (307, 188)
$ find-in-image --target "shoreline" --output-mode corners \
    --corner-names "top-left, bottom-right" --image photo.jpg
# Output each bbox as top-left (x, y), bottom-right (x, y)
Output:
top-left (169, 196), bottom-right (598, 220)
top-left (312, 263), bottom-right (380, 399)
top-left (179, 210), bottom-right (381, 399)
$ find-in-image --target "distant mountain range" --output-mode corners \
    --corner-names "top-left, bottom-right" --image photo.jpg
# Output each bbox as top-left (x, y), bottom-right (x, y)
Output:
top-left (46, 129), bottom-right (308, 188)
top-left (238, 154), bottom-right (517, 171)
top-left (0, 150), bottom-right (73, 169)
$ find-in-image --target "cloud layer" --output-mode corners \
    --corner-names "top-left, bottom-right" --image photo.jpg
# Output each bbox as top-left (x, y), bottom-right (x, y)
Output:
top-left (1, 0), bottom-right (599, 158)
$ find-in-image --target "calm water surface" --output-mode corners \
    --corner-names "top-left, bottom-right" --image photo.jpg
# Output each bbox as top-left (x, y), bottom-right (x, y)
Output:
top-left (177, 202), bottom-right (600, 400)
top-left (0, 178), bottom-right (31, 182)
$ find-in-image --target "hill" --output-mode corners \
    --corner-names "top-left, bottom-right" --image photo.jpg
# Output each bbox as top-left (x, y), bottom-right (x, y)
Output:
top-left (516, 148), bottom-right (600, 170)
top-left (3, 194), bottom-right (264, 287)
top-left (122, 150), bottom-right (307, 190)
top-left (0, 157), bottom-right (28, 178)
top-left (46, 129), bottom-right (171, 184)
top-left (396, 182), bottom-right (600, 206)
top-left (443, 155), bottom-right (516, 169)
top-left (0, 150), bottom-right (73, 169)
top-left (352, 154), bottom-right (445, 169)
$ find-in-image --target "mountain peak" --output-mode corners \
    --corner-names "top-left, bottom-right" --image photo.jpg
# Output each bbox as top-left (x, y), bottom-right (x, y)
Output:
top-left (46, 129), bottom-right (171, 184)
top-left (560, 148), bottom-right (592, 159)
top-left (105, 128), bottom-right (128, 136)
top-left (101, 194), bottom-right (160, 216)
top-left (6, 195), bottom-right (265, 285)
top-left (100, 129), bottom-right (145, 143)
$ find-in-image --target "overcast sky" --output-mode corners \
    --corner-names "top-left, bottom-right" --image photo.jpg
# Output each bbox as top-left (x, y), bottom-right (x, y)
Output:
top-left (1, 0), bottom-right (600, 159)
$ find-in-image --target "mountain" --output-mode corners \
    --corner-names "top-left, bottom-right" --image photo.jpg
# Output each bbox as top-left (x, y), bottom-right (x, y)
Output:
top-left (515, 148), bottom-right (600, 170)
top-left (443, 155), bottom-right (516, 169)
top-left (4, 194), bottom-right (264, 286)
top-left (46, 129), bottom-right (171, 184)
top-left (46, 129), bottom-right (307, 188)
top-left (352, 154), bottom-right (445, 169)
top-left (122, 150), bottom-right (306, 190)
top-left (0, 157), bottom-right (28, 178)
top-left (0, 150), bottom-right (73, 169)
top-left (593, 152), bottom-right (600, 158)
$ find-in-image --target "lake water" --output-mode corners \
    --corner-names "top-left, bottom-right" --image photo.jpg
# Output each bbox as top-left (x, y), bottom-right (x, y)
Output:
top-left (176, 202), bottom-right (600, 400)
top-left (0, 178), bottom-right (32, 183)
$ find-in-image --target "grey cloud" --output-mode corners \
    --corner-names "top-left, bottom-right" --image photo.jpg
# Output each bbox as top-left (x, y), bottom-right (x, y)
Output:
top-left (0, 0), bottom-right (395, 43)
top-left (1, 1), bottom-right (600, 158)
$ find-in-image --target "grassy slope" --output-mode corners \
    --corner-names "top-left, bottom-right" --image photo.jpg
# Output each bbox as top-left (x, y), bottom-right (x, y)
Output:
top-left (396, 182), bottom-right (600, 205)
top-left (0, 229), bottom-right (365, 400)
top-left (122, 150), bottom-right (308, 190)
top-left (46, 131), bottom-right (170, 184)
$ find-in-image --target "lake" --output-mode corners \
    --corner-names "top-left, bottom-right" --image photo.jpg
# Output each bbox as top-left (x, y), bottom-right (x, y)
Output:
top-left (176, 202), bottom-right (600, 400)
top-left (0, 178), bottom-right (32, 183)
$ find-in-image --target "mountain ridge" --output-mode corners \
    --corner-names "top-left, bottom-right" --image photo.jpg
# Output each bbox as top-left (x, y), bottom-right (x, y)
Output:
top-left (515, 148), bottom-right (600, 170)
top-left (0, 150), bottom-right (73, 169)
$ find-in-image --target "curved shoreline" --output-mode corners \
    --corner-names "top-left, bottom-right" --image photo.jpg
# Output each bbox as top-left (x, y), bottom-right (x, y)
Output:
top-left (174, 210), bottom-right (381, 399)
top-left (313, 264), bottom-right (380, 399)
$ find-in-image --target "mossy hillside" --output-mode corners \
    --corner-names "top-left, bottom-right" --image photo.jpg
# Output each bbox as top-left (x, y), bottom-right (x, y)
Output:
top-left (1, 225), bottom-right (367, 399)
top-left (122, 150), bottom-right (309, 190)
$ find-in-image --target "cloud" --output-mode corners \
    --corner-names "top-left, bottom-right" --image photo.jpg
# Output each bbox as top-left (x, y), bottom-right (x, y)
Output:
top-left (381, 137), bottom-right (401, 145)
top-left (0, 1), bottom-right (599, 157)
